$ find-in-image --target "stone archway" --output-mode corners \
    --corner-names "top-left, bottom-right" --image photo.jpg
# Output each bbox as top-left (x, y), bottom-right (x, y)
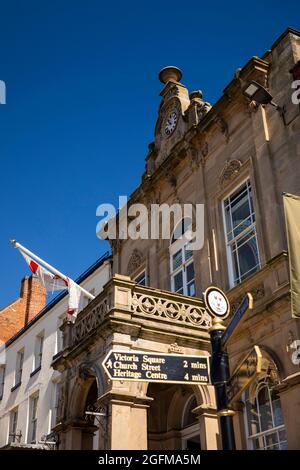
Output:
top-left (59, 363), bottom-right (107, 450)
top-left (147, 383), bottom-right (218, 450)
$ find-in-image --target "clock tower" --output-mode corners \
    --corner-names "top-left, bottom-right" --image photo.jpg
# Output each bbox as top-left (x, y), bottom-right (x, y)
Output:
top-left (145, 66), bottom-right (211, 174)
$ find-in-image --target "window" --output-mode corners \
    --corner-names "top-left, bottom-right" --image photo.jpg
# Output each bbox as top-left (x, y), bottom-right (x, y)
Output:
top-left (8, 408), bottom-right (18, 444)
top-left (54, 314), bottom-right (65, 356)
top-left (0, 366), bottom-right (5, 400)
top-left (245, 381), bottom-right (287, 450)
top-left (181, 394), bottom-right (201, 450)
top-left (34, 332), bottom-right (44, 371)
top-left (15, 349), bottom-right (24, 386)
top-left (182, 395), bottom-right (198, 428)
top-left (170, 218), bottom-right (196, 296)
top-left (50, 382), bottom-right (62, 429)
top-left (223, 180), bottom-right (260, 286)
top-left (28, 394), bottom-right (39, 444)
top-left (134, 271), bottom-right (146, 286)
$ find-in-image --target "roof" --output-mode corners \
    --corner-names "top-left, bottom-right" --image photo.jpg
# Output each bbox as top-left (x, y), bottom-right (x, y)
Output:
top-left (5, 251), bottom-right (112, 348)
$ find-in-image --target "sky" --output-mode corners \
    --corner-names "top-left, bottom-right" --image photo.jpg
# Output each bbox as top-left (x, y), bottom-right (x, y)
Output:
top-left (0, 0), bottom-right (299, 306)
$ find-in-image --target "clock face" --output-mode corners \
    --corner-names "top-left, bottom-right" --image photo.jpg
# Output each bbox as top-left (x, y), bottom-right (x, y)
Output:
top-left (163, 111), bottom-right (178, 137)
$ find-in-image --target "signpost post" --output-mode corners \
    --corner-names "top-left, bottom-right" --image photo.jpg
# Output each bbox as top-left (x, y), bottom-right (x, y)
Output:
top-left (204, 286), bottom-right (236, 450)
top-left (102, 351), bottom-right (210, 385)
top-left (204, 287), bottom-right (255, 450)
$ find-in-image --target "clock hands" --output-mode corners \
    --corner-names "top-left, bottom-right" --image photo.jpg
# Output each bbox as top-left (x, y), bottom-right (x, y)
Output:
top-left (163, 111), bottom-right (178, 136)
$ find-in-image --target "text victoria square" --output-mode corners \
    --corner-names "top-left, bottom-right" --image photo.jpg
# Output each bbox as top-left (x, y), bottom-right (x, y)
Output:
top-left (102, 351), bottom-right (210, 385)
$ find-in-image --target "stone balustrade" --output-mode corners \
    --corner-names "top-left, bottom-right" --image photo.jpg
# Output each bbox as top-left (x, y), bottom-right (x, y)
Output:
top-left (59, 275), bottom-right (212, 352)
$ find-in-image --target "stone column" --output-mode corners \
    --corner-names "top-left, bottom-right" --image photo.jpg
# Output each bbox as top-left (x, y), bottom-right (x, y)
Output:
top-left (61, 421), bottom-right (98, 450)
top-left (232, 402), bottom-right (247, 450)
top-left (64, 427), bottom-right (82, 450)
top-left (194, 405), bottom-right (219, 449)
top-left (98, 391), bottom-right (152, 450)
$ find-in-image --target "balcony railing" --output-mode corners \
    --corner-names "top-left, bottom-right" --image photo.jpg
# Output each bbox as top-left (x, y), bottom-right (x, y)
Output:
top-left (59, 275), bottom-right (212, 352)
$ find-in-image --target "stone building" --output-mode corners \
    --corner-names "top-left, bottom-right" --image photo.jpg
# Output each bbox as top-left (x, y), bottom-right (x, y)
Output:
top-left (1, 27), bottom-right (300, 451)
top-left (52, 27), bottom-right (300, 450)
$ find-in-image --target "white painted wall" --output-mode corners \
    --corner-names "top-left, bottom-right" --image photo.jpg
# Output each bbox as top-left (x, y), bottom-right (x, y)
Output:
top-left (0, 257), bottom-right (111, 448)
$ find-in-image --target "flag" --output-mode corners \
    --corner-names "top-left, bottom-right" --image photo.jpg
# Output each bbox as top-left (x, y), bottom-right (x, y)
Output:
top-left (283, 193), bottom-right (300, 318)
top-left (18, 248), bottom-right (82, 320)
top-left (20, 250), bottom-right (68, 291)
top-left (67, 279), bottom-right (82, 322)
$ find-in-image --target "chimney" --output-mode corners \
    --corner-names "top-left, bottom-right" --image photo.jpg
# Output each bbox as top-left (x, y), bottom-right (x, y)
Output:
top-left (0, 276), bottom-right (47, 342)
top-left (20, 276), bottom-right (47, 325)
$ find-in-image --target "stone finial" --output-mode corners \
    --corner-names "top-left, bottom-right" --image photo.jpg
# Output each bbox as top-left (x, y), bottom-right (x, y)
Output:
top-left (189, 90), bottom-right (203, 101)
top-left (159, 66), bottom-right (182, 84)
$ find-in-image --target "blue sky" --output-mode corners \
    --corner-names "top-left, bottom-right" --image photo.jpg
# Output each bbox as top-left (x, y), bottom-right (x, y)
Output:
top-left (0, 0), bottom-right (299, 306)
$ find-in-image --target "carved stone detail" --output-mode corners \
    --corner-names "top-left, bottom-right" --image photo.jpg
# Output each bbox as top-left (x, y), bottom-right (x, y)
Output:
top-left (214, 115), bottom-right (229, 142)
top-left (231, 283), bottom-right (265, 313)
top-left (69, 285), bottom-right (212, 349)
top-left (196, 101), bottom-right (211, 121)
top-left (219, 159), bottom-right (243, 187)
top-left (131, 292), bottom-right (212, 330)
top-left (168, 342), bottom-right (183, 353)
top-left (127, 249), bottom-right (144, 275)
top-left (165, 85), bottom-right (179, 100)
top-left (72, 299), bottom-right (109, 346)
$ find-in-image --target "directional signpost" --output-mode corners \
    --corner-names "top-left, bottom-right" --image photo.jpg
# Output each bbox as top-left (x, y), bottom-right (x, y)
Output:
top-left (227, 345), bottom-right (262, 407)
top-left (203, 286), bottom-right (236, 450)
top-left (203, 289), bottom-right (255, 450)
top-left (100, 286), bottom-right (256, 452)
top-left (102, 350), bottom-right (210, 385)
top-left (221, 293), bottom-right (253, 348)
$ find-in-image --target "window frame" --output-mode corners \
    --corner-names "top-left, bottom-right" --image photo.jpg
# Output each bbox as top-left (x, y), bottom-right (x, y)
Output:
top-left (15, 349), bottom-right (24, 386)
top-left (0, 365), bottom-right (5, 400)
top-left (244, 381), bottom-right (287, 450)
top-left (8, 407), bottom-right (18, 444)
top-left (134, 270), bottom-right (147, 286)
top-left (170, 236), bottom-right (196, 297)
top-left (222, 178), bottom-right (261, 287)
top-left (180, 394), bottom-right (201, 450)
top-left (28, 393), bottom-right (39, 444)
top-left (50, 381), bottom-right (62, 431)
top-left (34, 332), bottom-right (44, 372)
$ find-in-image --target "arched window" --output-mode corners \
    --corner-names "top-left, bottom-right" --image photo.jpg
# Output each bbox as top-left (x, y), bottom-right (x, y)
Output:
top-left (182, 394), bottom-right (198, 428)
top-left (244, 379), bottom-right (287, 450)
top-left (169, 218), bottom-right (196, 296)
top-left (181, 393), bottom-right (201, 450)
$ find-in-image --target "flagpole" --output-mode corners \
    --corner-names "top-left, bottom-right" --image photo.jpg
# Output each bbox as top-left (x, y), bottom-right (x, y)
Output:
top-left (10, 240), bottom-right (95, 301)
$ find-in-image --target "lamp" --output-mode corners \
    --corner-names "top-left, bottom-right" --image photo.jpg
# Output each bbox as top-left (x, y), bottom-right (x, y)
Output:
top-left (243, 80), bottom-right (286, 124)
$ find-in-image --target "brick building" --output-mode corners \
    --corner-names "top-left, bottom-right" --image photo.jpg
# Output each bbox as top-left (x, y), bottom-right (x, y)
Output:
top-left (0, 255), bottom-right (111, 448)
top-left (0, 277), bottom-right (46, 343)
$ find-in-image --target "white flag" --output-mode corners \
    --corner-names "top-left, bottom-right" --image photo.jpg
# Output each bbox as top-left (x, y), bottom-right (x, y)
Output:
top-left (67, 279), bottom-right (82, 322)
top-left (20, 250), bottom-right (68, 291)
top-left (18, 248), bottom-right (81, 320)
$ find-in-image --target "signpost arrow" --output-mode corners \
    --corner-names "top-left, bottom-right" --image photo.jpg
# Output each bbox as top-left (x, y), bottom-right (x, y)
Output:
top-left (227, 345), bottom-right (262, 406)
top-left (102, 350), bottom-right (210, 385)
top-left (221, 293), bottom-right (253, 349)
